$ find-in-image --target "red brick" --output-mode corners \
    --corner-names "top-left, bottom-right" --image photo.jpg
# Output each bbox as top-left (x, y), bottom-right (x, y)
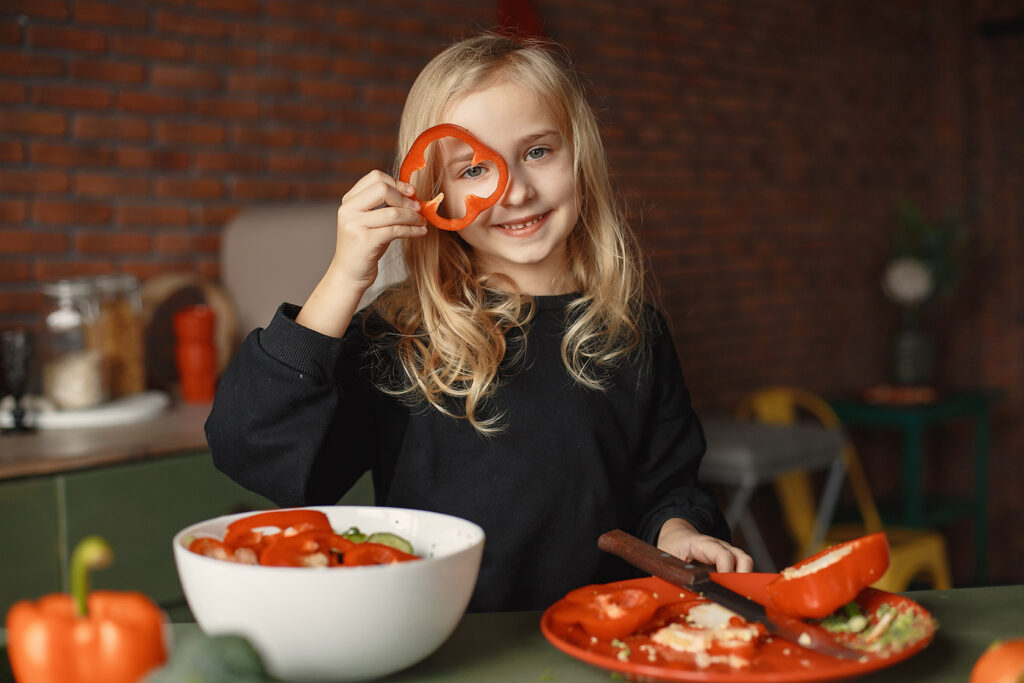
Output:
top-left (195, 151), bottom-right (263, 173)
top-left (30, 141), bottom-right (114, 167)
top-left (0, 51), bottom-right (64, 77)
top-left (0, 141), bottom-right (24, 163)
top-left (266, 0), bottom-right (333, 21)
top-left (0, 170), bottom-right (69, 194)
top-left (196, 204), bottom-right (241, 227)
top-left (299, 79), bottom-right (356, 100)
top-left (227, 73), bottom-right (294, 95)
top-left (75, 172), bottom-right (150, 197)
top-left (75, 0), bottom-right (148, 28)
top-left (0, 21), bottom-right (21, 46)
top-left (75, 231), bottom-right (153, 254)
top-left (116, 147), bottom-right (189, 170)
top-left (267, 154), bottom-right (329, 174)
top-left (0, 111), bottom-right (66, 136)
top-left (2, 0), bottom-right (69, 20)
top-left (268, 52), bottom-right (332, 73)
top-left (155, 121), bottom-right (226, 145)
top-left (193, 97), bottom-right (260, 119)
top-left (116, 204), bottom-right (190, 227)
top-left (0, 289), bottom-right (40, 315)
top-left (232, 126), bottom-right (299, 147)
top-left (152, 64), bottom-right (222, 91)
top-left (34, 261), bottom-right (114, 281)
top-left (0, 260), bottom-right (32, 282)
top-left (112, 34), bottom-right (187, 61)
top-left (33, 84), bottom-right (113, 109)
top-left (297, 180), bottom-right (350, 200)
top-left (152, 231), bottom-right (220, 254)
top-left (195, 0), bottom-right (261, 14)
top-left (117, 91), bottom-right (190, 115)
top-left (28, 25), bottom-right (108, 53)
top-left (262, 101), bottom-right (328, 123)
top-left (190, 43), bottom-right (260, 67)
top-left (1, 81), bottom-right (28, 105)
top-left (0, 201), bottom-right (28, 224)
top-left (33, 200), bottom-right (113, 226)
top-left (232, 178), bottom-right (293, 200)
top-left (0, 230), bottom-right (68, 253)
top-left (154, 10), bottom-right (226, 37)
top-left (73, 114), bottom-right (149, 141)
top-left (69, 58), bottom-right (147, 84)
top-left (155, 177), bottom-right (224, 199)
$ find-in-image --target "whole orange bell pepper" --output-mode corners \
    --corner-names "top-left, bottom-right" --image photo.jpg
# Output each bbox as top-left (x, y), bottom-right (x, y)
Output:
top-left (5, 535), bottom-right (167, 683)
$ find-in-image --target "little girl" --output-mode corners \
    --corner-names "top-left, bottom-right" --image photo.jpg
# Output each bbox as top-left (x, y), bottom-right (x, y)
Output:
top-left (206, 32), bottom-right (751, 611)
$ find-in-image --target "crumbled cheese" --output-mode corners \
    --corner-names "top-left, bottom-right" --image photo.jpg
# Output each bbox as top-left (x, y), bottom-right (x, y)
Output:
top-left (798, 632), bottom-right (812, 648)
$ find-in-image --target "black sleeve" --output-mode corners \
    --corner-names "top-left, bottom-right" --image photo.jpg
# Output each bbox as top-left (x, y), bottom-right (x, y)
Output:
top-left (204, 303), bottom-right (375, 507)
top-left (633, 312), bottom-right (731, 545)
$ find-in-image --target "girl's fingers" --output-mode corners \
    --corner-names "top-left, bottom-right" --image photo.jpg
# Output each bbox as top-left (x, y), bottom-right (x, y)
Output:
top-left (343, 171), bottom-right (418, 211)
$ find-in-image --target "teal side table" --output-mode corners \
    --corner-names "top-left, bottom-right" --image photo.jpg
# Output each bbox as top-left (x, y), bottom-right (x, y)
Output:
top-left (830, 390), bottom-right (1000, 586)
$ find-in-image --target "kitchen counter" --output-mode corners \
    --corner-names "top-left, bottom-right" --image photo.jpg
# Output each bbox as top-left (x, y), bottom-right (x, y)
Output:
top-left (0, 399), bottom-right (211, 480)
top-left (2, 584), bottom-right (1018, 682)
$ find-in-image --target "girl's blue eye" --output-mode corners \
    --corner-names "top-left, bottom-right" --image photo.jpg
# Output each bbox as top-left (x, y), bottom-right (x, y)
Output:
top-left (527, 147), bottom-right (548, 160)
top-left (463, 165), bottom-right (485, 179)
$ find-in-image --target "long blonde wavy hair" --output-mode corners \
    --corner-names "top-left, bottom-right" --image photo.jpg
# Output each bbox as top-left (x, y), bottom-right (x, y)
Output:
top-left (369, 32), bottom-right (649, 434)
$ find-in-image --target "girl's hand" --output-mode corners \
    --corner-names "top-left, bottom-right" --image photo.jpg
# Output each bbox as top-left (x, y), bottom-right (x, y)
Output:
top-left (657, 518), bottom-right (754, 573)
top-left (332, 170), bottom-right (426, 291)
top-left (297, 171), bottom-right (426, 337)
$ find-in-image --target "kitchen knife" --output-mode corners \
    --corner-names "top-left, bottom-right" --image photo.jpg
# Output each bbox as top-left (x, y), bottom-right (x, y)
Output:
top-left (598, 529), bottom-right (864, 661)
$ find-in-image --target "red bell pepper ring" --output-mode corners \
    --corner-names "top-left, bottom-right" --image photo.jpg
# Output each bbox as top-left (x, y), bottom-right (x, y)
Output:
top-left (398, 123), bottom-right (509, 231)
top-left (341, 541), bottom-right (421, 566)
top-left (765, 532), bottom-right (891, 619)
top-left (259, 529), bottom-right (356, 567)
top-left (221, 508), bottom-right (332, 551)
top-left (548, 584), bottom-right (659, 641)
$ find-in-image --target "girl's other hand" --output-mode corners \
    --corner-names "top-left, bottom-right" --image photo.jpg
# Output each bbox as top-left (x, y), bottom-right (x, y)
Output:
top-left (297, 171), bottom-right (426, 338)
top-left (657, 518), bottom-right (755, 573)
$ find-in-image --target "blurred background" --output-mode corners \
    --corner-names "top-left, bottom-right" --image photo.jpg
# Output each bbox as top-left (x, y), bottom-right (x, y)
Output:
top-left (0, 0), bottom-right (1021, 588)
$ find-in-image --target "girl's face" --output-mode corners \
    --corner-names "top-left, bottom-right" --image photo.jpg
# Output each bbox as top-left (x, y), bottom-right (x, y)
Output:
top-left (437, 79), bottom-right (579, 295)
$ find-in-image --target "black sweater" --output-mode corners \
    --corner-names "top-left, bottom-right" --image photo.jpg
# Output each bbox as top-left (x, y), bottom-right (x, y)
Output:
top-left (205, 294), bottom-right (729, 611)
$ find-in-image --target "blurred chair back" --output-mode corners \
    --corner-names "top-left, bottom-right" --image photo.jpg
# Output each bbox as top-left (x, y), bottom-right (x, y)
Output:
top-left (736, 386), bottom-right (952, 592)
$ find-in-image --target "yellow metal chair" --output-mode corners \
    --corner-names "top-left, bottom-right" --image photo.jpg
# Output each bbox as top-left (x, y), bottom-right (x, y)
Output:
top-left (736, 386), bottom-right (953, 593)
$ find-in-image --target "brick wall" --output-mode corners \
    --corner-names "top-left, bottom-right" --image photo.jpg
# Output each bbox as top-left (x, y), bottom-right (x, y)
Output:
top-left (1, 0), bottom-right (1022, 584)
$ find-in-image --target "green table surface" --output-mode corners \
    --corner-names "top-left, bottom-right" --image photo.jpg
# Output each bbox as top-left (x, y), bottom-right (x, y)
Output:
top-left (2, 584), bottom-right (1022, 682)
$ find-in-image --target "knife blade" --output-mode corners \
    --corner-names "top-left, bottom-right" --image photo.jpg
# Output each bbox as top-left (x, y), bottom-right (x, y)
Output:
top-left (598, 529), bottom-right (864, 661)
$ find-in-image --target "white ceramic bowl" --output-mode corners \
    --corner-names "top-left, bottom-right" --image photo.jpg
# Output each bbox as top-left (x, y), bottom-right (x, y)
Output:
top-left (173, 505), bottom-right (485, 682)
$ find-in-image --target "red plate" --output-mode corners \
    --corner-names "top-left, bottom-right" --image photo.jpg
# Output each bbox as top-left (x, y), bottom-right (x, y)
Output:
top-left (540, 573), bottom-right (936, 682)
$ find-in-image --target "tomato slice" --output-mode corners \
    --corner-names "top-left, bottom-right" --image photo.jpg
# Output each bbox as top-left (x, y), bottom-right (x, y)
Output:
top-left (765, 532), bottom-right (890, 619)
top-left (549, 585), bottom-right (659, 640)
top-left (341, 542), bottom-right (420, 566)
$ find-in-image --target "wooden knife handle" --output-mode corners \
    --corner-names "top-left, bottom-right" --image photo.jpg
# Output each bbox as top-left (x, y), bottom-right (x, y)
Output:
top-left (598, 529), bottom-right (710, 588)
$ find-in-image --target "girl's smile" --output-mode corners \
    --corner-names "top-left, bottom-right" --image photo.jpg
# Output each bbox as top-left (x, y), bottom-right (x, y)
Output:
top-left (438, 79), bottom-right (579, 294)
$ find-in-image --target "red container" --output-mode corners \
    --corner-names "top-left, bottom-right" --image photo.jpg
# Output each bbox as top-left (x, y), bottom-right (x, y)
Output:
top-left (174, 305), bottom-right (217, 402)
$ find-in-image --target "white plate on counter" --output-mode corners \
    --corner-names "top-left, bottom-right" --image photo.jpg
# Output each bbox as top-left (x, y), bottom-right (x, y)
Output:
top-left (0, 390), bottom-right (170, 430)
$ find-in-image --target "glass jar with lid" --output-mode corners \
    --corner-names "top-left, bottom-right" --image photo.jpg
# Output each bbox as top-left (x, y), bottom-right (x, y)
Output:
top-left (92, 274), bottom-right (146, 398)
top-left (39, 278), bottom-right (106, 410)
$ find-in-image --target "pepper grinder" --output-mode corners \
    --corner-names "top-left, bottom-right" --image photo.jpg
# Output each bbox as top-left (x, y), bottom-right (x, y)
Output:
top-left (173, 305), bottom-right (217, 403)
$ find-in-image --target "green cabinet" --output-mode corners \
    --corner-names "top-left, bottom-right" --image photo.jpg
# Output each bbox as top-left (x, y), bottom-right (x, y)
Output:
top-left (0, 451), bottom-right (374, 619)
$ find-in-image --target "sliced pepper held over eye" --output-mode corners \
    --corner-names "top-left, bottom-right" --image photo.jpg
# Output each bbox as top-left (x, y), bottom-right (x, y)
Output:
top-left (398, 123), bottom-right (509, 231)
top-left (765, 531), bottom-right (891, 619)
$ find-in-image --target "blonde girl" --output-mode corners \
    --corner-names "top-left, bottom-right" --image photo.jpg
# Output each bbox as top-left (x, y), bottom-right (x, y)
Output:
top-left (208, 32), bottom-right (750, 611)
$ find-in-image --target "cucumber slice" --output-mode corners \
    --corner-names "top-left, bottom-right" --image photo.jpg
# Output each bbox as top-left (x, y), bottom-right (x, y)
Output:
top-left (365, 532), bottom-right (414, 554)
top-left (340, 526), bottom-right (366, 543)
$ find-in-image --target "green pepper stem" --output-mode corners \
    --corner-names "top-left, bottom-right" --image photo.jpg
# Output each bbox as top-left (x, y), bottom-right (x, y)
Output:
top-left (70, 535), bottom-right (113, 617)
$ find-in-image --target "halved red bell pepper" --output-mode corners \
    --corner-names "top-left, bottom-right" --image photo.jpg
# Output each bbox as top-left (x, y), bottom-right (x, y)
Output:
top-left (222, 508), bottom-right (332, 551)
top-left (765, 532), bottom-right (890, 619)
top-left (548, 585), bottom-right (659, 640)
top-left (259, 529), bottom-right (356, 567)
top-left (398, 123), bottom-right (509, 231)
top-left (341, 541), bottom-right (420, 566)
top-left (5, 536), bottom-right (167, 683)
